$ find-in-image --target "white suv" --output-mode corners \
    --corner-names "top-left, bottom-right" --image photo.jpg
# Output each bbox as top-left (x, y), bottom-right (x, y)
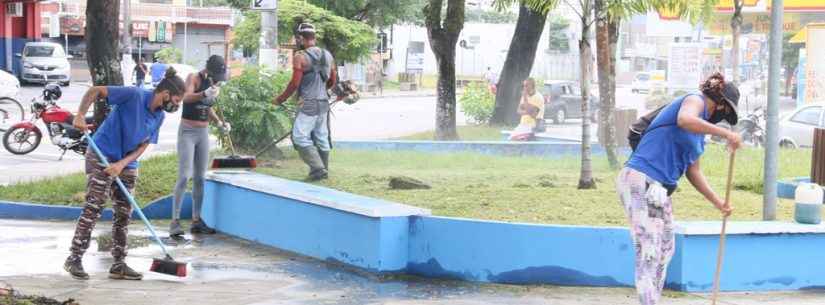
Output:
top-left (16, 42), bottom-right (71, 86)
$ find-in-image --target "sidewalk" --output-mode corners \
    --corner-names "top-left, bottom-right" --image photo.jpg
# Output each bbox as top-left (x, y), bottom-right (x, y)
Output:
top-left (2, 219), bottom-right (824, 305)
top-left (359, 89), bottom-right (437, 100)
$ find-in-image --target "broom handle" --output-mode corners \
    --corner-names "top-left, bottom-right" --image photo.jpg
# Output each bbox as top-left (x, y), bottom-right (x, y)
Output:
top-left (84, 133), bottom-right (172, 258)
top-left (711, 150), bottom-right (736, 305)
top-left (214, 106), bottom-right (237, 156)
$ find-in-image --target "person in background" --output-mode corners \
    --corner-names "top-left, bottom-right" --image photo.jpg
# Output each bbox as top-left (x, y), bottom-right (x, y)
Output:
top-left (133, 57), bottom-right (148, 88)
top-left (64, 68), bottom-right (185, 281)
top-left (272, 23), bottom-right (337, 181)
top-left (150, 58), bottom-right (168, 87)
top-left (509, 78), bottom-right (544, 141)
top-left (616, 72), bottom-right (741, 305)
top-left (169, 55), bottom-right (230, 237)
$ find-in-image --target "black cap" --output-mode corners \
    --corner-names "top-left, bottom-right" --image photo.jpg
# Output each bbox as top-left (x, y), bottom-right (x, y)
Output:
top-left (720, 83), bottom-right (740, 125)
top-left (206, 55), bottom-right (226, 82)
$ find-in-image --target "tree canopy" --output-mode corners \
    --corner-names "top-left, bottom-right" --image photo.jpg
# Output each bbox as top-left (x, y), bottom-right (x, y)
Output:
top-left (231, 0), bottom-right (377, 63)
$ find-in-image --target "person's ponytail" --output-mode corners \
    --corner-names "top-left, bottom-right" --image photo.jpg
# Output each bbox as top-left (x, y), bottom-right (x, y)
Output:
top-left (700, 72), bottom-right (727, 103)
top-left (155, 66), bottom-right (185, 96)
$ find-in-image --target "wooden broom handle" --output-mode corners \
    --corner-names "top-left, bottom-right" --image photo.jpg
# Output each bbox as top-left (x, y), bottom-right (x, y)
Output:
top-left (711, 150), bottom-right (736, 305)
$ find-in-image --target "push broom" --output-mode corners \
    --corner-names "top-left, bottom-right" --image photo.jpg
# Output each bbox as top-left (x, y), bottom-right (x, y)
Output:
top-left (711, 150), bottom-right (736, 305)
top-left (84, 132), bottom-right (187, 277)
top-left (211, 106), bottom-right (257, 170)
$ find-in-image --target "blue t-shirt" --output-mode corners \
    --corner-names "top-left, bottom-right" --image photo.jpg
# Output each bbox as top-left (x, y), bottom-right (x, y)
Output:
top-left (92, 87), bottom-right (165, 169)
top-left (626, 94), bottom-right (708, 187)
top-left (150, 63), bottom-right (168, 85)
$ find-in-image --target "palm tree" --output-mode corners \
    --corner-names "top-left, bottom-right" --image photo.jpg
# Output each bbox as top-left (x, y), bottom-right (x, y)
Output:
top-left (730, 0), bottom-right (744, 84)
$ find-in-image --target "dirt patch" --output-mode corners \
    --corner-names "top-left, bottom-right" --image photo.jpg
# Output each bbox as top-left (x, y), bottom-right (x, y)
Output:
top-left (1, 287), bottom-right (78, 305)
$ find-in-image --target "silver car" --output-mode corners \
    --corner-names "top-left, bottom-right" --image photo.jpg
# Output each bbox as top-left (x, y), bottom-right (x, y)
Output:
top-left (16, 42), bottom-right (71, 86)
top-left (778, 103), bottom-right (825, 148)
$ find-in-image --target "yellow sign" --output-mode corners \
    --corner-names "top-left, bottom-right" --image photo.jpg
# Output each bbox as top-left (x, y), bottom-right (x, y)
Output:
top-left (707, 13), bottom-right (802, 34)
top-left (715, 0), bottom-right (825, 11)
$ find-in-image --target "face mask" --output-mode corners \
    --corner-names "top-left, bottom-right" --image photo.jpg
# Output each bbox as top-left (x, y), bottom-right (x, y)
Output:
top-left (708, 106), bottom-right (726, 124)
top-left (162, 97), bottom-right (179, 113)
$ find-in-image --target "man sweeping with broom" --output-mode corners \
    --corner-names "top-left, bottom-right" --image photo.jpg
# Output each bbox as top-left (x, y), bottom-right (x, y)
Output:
top-left (616, 72), bottom-right (741, 305)
top-left (64, 68), bottom-right (186, 280)
top-left (273, 22), bottom-right (337, 181)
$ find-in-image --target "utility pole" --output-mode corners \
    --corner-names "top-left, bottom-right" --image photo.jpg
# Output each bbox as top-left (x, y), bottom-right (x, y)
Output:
top-left (122, 0), bottom-right (132, 54)
top-left (763, 0), bottom-right (783, 221)
top-left (259, 7), bottom-right (278, 69)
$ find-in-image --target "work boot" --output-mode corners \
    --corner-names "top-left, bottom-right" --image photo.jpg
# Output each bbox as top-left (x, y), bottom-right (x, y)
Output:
top-left (190, 219), bottom-right (217, 234)
top-left (64, 256), bottom-right (89, 280)
top-left (169, 220), bottom-right (184, 237)
top-left (318, 150), bottom-right (330, 171)
top-left (109, 262), bottom-right (143, 280)
top-left (297, 146), bottom-right (327, 181)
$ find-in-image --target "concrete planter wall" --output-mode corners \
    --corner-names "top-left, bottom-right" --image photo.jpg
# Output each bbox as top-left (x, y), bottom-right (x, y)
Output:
top-left (202, 172), bottom-right (825, 292)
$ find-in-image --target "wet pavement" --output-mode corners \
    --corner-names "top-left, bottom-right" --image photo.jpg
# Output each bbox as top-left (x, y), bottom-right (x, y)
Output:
top-left (1, 219), bottom-right (825, 305)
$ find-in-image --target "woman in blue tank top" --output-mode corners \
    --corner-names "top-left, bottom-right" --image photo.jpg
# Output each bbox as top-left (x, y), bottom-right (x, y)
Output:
top-left (616, 73), bottom-right (742, 305)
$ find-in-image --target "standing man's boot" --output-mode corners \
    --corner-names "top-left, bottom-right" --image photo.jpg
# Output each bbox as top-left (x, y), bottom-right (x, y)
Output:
top-left (297, 146), bottom-right (327, 181)
top-left (318, 150), bottom-right (330, 171)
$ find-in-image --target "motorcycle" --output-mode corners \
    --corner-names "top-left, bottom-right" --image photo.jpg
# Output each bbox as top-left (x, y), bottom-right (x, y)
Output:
top-left (2, 83), bottom-right (96, 159)
top-left (737, 106), bottom-right (765, 147)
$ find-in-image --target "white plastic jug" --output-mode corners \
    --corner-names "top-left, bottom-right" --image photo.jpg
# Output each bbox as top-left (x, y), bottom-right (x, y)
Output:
top-left (796, 183), bottom-right (824, 205)
top-left (795, 183), bottom-right (823, 224)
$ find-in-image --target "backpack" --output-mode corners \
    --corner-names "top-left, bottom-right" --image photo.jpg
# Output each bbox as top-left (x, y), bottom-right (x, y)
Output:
top-left (628, 103), bottom-right (668, 151)
top-left (303, 47), bottom-right (331, 82)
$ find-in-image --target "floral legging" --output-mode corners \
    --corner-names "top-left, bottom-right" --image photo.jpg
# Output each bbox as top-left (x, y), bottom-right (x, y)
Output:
top-left (616, 167), bottom-right (675, 305)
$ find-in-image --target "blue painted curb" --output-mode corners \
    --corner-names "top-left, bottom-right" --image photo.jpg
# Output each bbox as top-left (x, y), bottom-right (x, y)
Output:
top-left (0, 193), bottom-right (193, 220)
top-left (334, 140), bottom-right (630, 158)
top-left (203, 172), bottom-right (825, 293)
top-left (777, 177), bottom-right (814, 200)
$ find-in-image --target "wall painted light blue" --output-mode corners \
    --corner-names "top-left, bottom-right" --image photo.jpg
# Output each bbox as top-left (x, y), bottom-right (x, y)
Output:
top-left (333, 140), bottom-right (630, 159)
top-left (201, 172), bottom-right (429, 272)
top-left (406, 216), bottom-right (635, 287)
top-left (669, 221), bottom-right (825, 292)
top-left (0, 194), bottom-right (193, 220)
top-left (198, 172), bottom-right (825, 292)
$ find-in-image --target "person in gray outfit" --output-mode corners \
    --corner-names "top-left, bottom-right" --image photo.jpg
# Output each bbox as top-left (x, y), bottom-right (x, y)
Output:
top-left (170, 55), bottom-right (230, 236)
top-left (273, 23), bottom-right (337, 181)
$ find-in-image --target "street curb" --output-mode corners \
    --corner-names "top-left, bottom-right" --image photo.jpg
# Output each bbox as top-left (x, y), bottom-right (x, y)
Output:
top-left (0, 193), bottom-right (193, 220)
top-left (333, 140), bottom-right (630, 158)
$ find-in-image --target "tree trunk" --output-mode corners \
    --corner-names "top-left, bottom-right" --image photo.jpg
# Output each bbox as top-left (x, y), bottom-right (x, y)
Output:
top-left (490, 4), bottom-right (548, 126)
top-left (424, 0), bottom-right (464, 141)
top-left (595, 2), bottom-right (619, 169)
top-left (86, 0), bottom-right (123, 126)
top-left (730, 0), bottom-right (743, 85)
top-left (578, 0), bottom-right (596, 189)
top-left (785, 68), bottom-right (793, 96)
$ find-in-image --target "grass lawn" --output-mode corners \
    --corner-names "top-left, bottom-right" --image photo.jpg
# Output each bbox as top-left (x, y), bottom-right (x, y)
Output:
top-left (0, 154), bottom-right (180, 207)
top-left (0, 144), bottom-right (810, 226)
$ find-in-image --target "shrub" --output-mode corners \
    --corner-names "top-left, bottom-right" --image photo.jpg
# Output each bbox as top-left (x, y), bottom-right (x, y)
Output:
top-left (213, 67), bottom-right (294, 155)
top-left (459, 82), bottom-right (495, 125)
top-left (155, 47), bottom-right (183, 64)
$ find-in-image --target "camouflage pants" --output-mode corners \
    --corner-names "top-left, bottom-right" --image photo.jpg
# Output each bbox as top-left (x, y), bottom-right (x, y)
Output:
top-left (616, 167), bottom-right (675, 305)
top-left (68, 150), bottom-right (138, 262)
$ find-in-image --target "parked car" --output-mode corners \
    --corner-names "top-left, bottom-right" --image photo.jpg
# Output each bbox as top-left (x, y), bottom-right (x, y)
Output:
top-left (541, 80), bottom-right (599, 124)
top-left (16, 42), bottom-right (71, 86)
top-left (0, 69), bottom-right (20, 98)
top-left (631, 70), bottom-right (666, 94)
top-left (135, 63), bottom-right (198, 89)
top-left (777, 103), bottom-right (825, 149)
